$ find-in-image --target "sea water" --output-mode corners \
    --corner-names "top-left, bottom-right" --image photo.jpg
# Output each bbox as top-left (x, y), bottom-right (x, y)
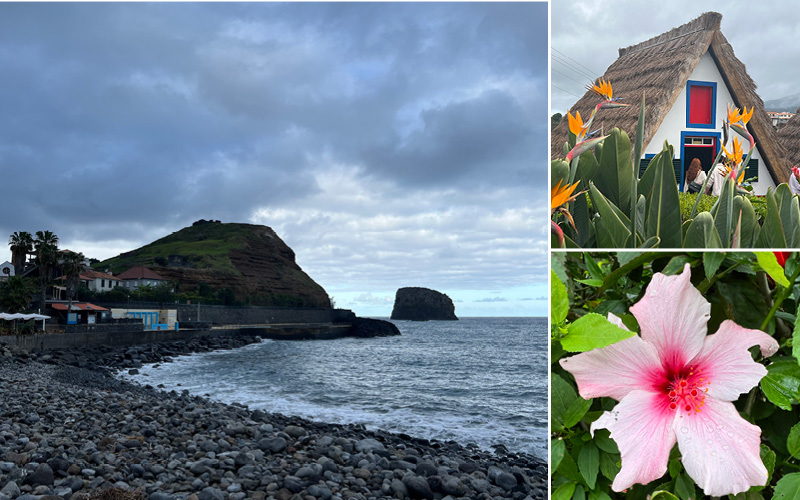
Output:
top-left (122, 317), bottom-right (547, 459)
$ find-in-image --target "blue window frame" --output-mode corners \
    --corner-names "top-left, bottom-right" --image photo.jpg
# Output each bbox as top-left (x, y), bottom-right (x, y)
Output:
top-left (679, 131), bottom-right (721, 191)
top-left (685, 80), bottom-right (717, 129)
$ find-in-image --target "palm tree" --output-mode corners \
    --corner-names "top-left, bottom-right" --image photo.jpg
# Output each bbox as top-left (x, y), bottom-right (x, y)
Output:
top-left (0, 275), bottom-right (36, 333)
top-left (61, 251), bottom-right (85, 315)
top-left (8, 231), bottom-right (34, 276)
top-left (34, 231), bottom-right (59, 310)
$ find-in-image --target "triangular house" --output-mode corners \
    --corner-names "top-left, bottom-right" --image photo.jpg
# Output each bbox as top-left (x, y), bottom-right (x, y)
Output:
top-left (778, 108), bottom-right (800, 167)
top-left (551, 12), bottom-right (790, 195)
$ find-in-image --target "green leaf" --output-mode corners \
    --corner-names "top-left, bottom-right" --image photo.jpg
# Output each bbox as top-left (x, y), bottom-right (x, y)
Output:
top-left (552, 481), bottom-right (577, 500)
top-left (551, 439), bottom-right (566, 475)
top-left (674, 473), bottom-right (695, 500)
top-left (777, 183), bottom-right (800, 247)
top-left (552, 270), bottom-right (569, 325)
top-left (711, 177), bottom-right (736, 245)
top-left (573, 484), bottom-right (586, 500)
top-left (777, 311), bottom-right (797, 324)
top-left (756, 188), bottom-right (788, 248)
top-left (793, 303), bottom-right (800, 365)
top-left (588, 490), bottom-right (613, 500)
top-left (557, 447), bottom-right (583, 482)
top-left (711, 177), bottom-right (737, 246)
top-left (589, 183), bottom-right (631, 248)
top-left (733, 195), bottom-right (760, 248)
top-left (552, 373), bottom-right (578, 430)
top-left (715, 278), bottom-right (771, 330)
top-left (760, 444), bottom-right (777, 490)
top-left (599, 450), bottom-right (620, 481)
top-left (633, 94), bottom-right (645, 184)
top-left (595, 128), bottom-right (633, 219)
top-left (552, 159), bottom-right (570, 189)
top-left (575, 278), bottom-right (604, 287)
top-left (638, 145), bottom-right (682, 248)
top-left (661, 255), bottom-right (695, 276)
top-left (563, 397), bottom-right (592, 429)
top-left (788, 422), bottom-right (800, 459)
top-left (760, 360), bottom-right (800, 411)
top-left (773, 472), bottom-right (800, 499)
top-left (683, 212), bottom-right (723, 248)
top-left (650, 491), bottom-right (679, 500)
top-left (593, 430), bottom-right (619, 454)
top-left (578, 442), bottom-right (599, 490)
top-left (562, 313), bottom-right (636, 352)
top-left (668, 459), bottom-right (681, 479)
top-left (756, 252), bottom-right (791, 288)
top-left (584, 253), bottom-right (604, 281)
top-left (703, 251), bottom-right (726, 280)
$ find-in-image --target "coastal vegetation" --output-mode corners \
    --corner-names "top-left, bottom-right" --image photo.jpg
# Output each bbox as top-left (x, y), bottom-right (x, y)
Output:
top-left (96, 221), bottom-right (251, 276)
top-left (551, 82), bottom-right (798, 248)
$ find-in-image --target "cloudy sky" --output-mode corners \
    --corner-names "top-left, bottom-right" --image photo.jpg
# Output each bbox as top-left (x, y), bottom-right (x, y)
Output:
top-left (0, 3), bottom-right (548, 317)
top-left (552, 1), bottom-right (800, 114)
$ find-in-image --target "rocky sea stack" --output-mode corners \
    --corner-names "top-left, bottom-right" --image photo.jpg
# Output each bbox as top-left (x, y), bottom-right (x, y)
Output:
top-left (390, 287), bottom-right (458, 321)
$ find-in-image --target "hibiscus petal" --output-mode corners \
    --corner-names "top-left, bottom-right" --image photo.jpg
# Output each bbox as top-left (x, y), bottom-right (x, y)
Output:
top-left (560, 334), bottom-right (662, 401)
top-left (689, 320), bottom-right (779, 401)
top-left (591, 390), bottom-right (677, 492)
top-left (675, 397), bottom-right (767, 496)
top-left (630, 263), bottom-right (709, 369)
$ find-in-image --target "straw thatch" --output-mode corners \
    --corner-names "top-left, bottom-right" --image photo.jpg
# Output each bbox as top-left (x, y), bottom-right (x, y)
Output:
top-left (552, 12), bottom-right (790, 184)
top-left (778, 108), bottom-right (800, 167)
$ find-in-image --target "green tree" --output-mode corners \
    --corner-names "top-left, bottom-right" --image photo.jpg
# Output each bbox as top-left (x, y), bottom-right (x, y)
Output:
top-left (152, 281), bottom-right (175, 303)
top-left (61, 250), bottom-right (85, 315)
top-left (34, 230), bottom-right (59, 309)
top-left (8, 231), bottom-right (34, 276)
top-left (551, 112), bottom-right (563, 130)
top-left (0, 275), bottom-right (36, 313)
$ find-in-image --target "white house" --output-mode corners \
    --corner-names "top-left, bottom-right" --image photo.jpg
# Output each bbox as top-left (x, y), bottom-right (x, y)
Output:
top-left (79, 270), bottom-right (121, 292)
top-left (116, 266), bottom-right (168, 290)
top-left (552, 12), bottom-right (789, 195)
top-left (0, 261), bottom-right (14, 280)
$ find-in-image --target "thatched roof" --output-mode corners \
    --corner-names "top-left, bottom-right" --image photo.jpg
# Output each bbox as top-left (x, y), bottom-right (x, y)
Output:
top-left (551, 12), bottom-right (790, 184)
top-left (778, 107), bottom-right (800, 167)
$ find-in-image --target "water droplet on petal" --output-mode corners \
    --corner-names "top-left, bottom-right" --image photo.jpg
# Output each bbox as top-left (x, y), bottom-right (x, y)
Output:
top-left (681, 427), bottom-right (689, 434)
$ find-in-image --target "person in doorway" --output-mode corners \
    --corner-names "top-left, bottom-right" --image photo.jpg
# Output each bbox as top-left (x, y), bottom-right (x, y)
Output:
top-left (789, 165), bottom-right (800, 195)
top-left (683, 158), bottom-right (706, 193)
top-left (704, 157), bottom-right (728, 196)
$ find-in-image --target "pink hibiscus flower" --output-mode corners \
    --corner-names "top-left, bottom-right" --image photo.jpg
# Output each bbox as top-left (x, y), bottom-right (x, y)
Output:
top-left (560, 264), bottom-right (778, 496)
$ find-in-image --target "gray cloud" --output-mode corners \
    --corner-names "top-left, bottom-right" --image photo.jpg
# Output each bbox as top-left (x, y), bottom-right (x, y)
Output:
top-left (0, 2), bottom-right (547, 316)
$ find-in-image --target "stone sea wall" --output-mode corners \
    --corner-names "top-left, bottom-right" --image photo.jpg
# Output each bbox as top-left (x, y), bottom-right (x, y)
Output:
top-left (93, 303), bottom-right (357, 326)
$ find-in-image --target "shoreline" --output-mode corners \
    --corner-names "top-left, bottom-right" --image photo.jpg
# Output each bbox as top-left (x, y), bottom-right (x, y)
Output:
top-left (0, 338), bottom-right (546, 500)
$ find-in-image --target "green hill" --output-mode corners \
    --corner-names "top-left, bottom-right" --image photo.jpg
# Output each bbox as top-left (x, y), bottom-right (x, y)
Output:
top-left (95, 220), bottom-right (331, 308)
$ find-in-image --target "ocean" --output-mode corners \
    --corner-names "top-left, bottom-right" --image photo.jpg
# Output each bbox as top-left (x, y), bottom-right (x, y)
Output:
top-left (121, 317), bottom-right (547, 459)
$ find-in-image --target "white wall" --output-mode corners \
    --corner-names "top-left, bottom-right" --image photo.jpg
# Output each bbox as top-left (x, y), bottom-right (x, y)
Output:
top-left (644, 51), bottom-right (774, 195)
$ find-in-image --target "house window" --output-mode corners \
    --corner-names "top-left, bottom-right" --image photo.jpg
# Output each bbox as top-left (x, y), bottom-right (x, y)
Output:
top-left (102, 279), bottom-right (105, 288)
top-left (686, 80), bottom-right (717, 129)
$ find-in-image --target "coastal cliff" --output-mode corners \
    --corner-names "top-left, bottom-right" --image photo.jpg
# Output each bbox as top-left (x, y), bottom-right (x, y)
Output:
top-left (390, 287), bottom-right (458, 321)
top-left (97, 220), bottom-right (331, 308)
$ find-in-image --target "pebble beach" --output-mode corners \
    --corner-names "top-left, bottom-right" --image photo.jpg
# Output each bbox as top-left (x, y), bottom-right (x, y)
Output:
top-left (0, 337), bottom-right (547, 500)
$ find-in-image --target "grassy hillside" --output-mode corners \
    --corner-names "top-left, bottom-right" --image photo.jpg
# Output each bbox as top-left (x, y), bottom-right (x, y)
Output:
top-left (95, 221), bottom-right (252, 275)
top-left (91, 220), bottom-right (331, 308)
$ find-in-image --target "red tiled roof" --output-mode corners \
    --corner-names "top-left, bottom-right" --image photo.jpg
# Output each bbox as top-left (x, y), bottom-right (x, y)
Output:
top-left (79, 270), bottom-right (120, 281)
top-left (51, 303), bottom-right (109, 311)
top-left (116, 266), bottom-right (166, 281)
